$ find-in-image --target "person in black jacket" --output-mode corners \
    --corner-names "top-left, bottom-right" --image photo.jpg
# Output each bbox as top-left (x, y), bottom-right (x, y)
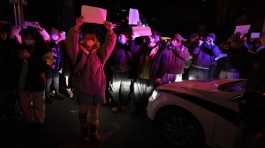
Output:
top-left (18, 26), bottom-right (50, 124)
top-left (247, 39), bottom-right (265, 93)
top-left (108, 33), bottom-right (132, 112)
top-left (0, 22), bottom-right (20, 119)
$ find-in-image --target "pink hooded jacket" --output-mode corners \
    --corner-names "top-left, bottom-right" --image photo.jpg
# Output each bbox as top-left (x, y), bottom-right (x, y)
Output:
top-left (66, 26), bottom-right (116, 101)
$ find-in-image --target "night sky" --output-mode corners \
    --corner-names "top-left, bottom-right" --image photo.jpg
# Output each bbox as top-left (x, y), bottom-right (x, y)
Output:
top-left (1, 0), bottom-right (265, 40)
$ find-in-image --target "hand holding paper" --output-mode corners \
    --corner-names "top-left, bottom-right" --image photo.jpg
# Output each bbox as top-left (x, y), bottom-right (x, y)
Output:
top-left (131, 33), bottom-right (137, 40)
top-left (75, 16), bottom-right (84, 30)
top-left (129, 8), bottom-right (140, 25)
top-left (234, 25), bottom-right (251, 36)
top-left (104, 21), bottom-right (114, 31)
top-left (132, 26), bottom-right (152, 38)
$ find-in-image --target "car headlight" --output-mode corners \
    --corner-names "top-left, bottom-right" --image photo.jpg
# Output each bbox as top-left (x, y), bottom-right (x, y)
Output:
top-left (149, 90), bottom-right (158, 102)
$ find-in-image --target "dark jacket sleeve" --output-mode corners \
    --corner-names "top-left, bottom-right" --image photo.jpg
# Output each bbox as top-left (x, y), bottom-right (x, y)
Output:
top-left (150, 51), bottom-right (163, 79)
top-left (212, 45), bottom-right (223, 58)
top-left (66, 27), bottom-right (80, 65)
top-left (193, 46), bottom-right (201, 56)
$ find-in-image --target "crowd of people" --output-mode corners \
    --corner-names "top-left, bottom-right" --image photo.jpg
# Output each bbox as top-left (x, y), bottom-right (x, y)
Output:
top-left (0, 16), bottom-right (265, 142)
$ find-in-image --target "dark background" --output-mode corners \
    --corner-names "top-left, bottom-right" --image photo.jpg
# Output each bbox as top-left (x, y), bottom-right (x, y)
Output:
top-left (1, 0), bottom-right (265, 41)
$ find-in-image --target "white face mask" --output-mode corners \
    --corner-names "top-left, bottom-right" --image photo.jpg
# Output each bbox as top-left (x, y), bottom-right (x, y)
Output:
top-left (24, 39), bottom-right (35, 46)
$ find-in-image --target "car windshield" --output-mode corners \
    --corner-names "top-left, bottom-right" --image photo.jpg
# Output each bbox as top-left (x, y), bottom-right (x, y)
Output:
top-left (218, 80), bottom-right (246, 93)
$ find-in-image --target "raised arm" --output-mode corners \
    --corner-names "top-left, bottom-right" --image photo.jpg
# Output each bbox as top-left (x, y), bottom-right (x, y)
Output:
top-left (23, 21), bottom-right (51, 42)
top-left (10, 25), bottom-right (22, 44)
top-left (66, 17), bottom-right (84, 65)
top-left (99, 22), bottom-right (117, 65)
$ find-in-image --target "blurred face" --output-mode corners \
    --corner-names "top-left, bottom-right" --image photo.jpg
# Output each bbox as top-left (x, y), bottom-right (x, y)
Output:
top-left (51, 32), bottom-right (59, 41)
top-left (206, 36), bottom-right (214, 45)
top-left (84, 34), bottom-right (96, 48)
top-left (23, 35), bottom-right (35, 46)
top-left (60, 31), bottom-right (66, 41)
top-left (118, 34), bottom-right (128, 45)
top-left (171, 39), bottom-right (181, 47)
top-left (206, 36), bottom-right (213, 42)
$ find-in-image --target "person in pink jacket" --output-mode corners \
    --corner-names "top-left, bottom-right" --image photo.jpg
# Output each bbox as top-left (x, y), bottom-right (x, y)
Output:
top-left (66, 17), bottom-right (116, 142)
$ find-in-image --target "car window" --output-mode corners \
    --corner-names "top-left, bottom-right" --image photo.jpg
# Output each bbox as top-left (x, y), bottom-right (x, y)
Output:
top-left (218, 80), bottom-right (246, 93)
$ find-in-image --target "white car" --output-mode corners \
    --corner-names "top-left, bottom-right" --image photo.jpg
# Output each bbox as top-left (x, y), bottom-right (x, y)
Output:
top-left (147, 79), bottom-right (263, 148)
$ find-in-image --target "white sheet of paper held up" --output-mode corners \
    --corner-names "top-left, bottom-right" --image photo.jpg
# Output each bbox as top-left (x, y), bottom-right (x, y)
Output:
top-left (81, 5), bottom-right (107, 24)
top-left (129, 8), bottom-right (140, 25)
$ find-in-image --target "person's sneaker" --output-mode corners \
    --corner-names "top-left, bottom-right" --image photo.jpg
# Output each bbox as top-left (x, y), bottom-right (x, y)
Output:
top-left (51, 90), bottom-right (56, 96)
top-left (66, 88), bottom-right (74, 98)
top-left (47, 91), bottom-right (56, 97)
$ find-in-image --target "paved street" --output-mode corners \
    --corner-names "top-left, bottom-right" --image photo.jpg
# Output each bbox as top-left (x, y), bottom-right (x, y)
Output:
top-left (0, 96), bottom-right (163, 148)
